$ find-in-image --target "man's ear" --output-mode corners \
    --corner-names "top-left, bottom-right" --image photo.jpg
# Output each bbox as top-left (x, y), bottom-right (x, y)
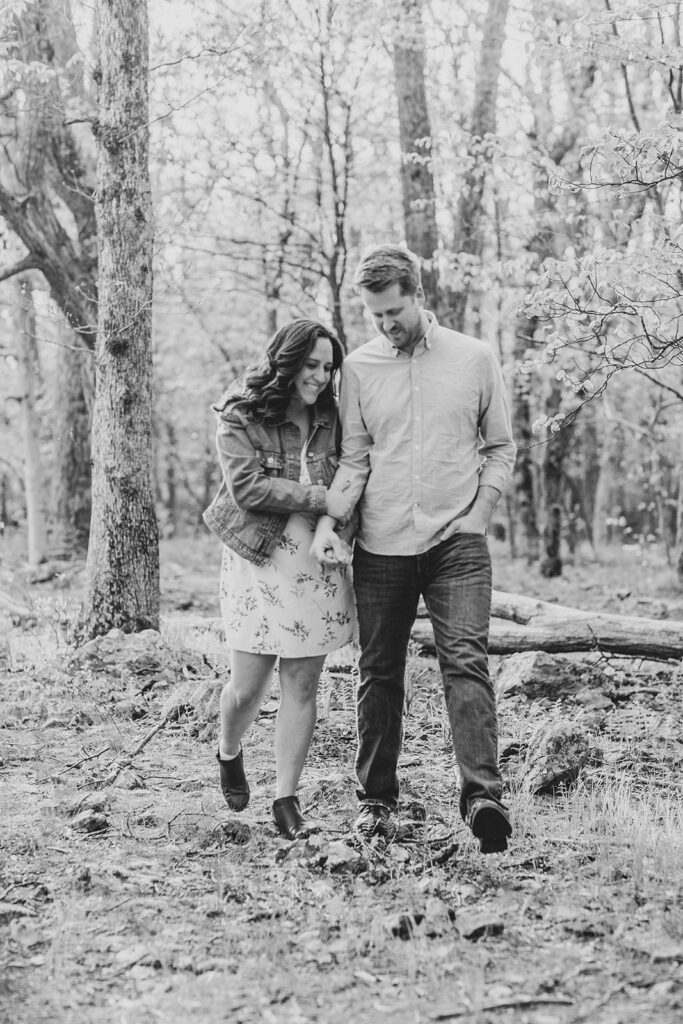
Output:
top-left (415, 285), bottom-right (425, 304)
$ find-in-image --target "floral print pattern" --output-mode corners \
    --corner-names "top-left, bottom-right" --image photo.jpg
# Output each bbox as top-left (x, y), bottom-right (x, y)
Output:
top-left (220, 511), bottom-right (356, 657)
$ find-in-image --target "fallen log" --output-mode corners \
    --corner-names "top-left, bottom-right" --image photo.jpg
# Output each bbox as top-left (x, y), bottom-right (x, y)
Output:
top-left (412, 590), bottom-right (683, 659)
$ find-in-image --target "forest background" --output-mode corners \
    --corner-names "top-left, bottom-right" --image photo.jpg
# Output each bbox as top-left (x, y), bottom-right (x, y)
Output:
top-left (2, 4), bottom-right (683, 1023)
top-left (1, 0), bottom-right (683, 614)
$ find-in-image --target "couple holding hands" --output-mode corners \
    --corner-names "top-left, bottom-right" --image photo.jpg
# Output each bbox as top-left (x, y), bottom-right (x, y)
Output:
top-left (203, 244), bottom-right (516, 853)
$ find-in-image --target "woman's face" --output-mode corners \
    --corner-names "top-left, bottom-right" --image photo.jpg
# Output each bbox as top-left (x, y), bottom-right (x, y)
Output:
top-left (291, 336), bottom-right (334, 406)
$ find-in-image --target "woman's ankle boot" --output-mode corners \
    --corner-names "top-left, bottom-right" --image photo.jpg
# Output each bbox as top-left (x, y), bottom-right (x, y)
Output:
top-left (216, 748), bottom-right (250, 811)
top-left (272, 795), bottom-right (317, 840)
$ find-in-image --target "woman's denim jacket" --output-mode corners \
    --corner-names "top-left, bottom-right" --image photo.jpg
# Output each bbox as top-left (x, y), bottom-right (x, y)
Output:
top-left (203, 386), bottom-right (346, 565)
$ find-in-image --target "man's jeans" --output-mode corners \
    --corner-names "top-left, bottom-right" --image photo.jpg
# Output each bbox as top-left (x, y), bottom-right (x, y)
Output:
top-left (352, 533), bottom-right (504, 820)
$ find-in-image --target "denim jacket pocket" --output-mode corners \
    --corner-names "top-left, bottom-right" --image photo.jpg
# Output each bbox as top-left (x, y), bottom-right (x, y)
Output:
top-left (257, 450), bottom-right (286, 476)
top-left (306, 449), bottom-right (338, 486)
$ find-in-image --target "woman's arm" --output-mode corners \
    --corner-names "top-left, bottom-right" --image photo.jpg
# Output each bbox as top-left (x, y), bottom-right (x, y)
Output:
top-left (217, 414), bottom-right (353, 520)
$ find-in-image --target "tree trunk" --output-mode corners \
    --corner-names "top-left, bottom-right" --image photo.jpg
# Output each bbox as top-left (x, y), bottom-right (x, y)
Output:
top-left (0, 1), bottom-right (96, 559)
top-left (538, 376), bottom-right (570, 577)
top-left (392, 0), bottom-right (441, 315)
top-left (541, 504), bottom-right (562, 578)
top-left (318, 44), bottom-right (350, 352)
top-left (450, 0), bottom-right (509, 331)
top-left (0, 0), bottom-right (97, 345)
top-left (327, 268), bottom-right (347, 352)
top-left (591, 406), bottom-right (619, 551)
top-left (0, 477), bottom-right (7, 528)
top-left (513, 33), bottom-right (597, 574)
top-left (165, 419), bottom-right (178, 538)
top-left (676, 462), bottom-right (683, 587)
top-left (511, 315), bottom-right (539, 560)
top-left (80, 0), bottom-right (159, 637)
top-left (52, 328), bottom-right (93, 555)
top-left (578, 399), bottom-right (599, 546)
top-left (15, 277), bottom-right (47, 566)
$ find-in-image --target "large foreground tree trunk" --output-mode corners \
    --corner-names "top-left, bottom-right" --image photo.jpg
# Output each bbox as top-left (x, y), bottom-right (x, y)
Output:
top-left (80, 0), bottom-right (158, 638)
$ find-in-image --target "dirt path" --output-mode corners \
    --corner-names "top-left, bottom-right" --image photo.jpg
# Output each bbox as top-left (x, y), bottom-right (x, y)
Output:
top-left (2, 537), bottom-right (683, 1023)
top-left (2, 624), bottom-right (683, 1024)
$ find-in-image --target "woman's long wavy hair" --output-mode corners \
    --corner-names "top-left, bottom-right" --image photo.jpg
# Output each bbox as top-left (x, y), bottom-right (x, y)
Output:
top-left (238, 319), bottom-right (344, 423)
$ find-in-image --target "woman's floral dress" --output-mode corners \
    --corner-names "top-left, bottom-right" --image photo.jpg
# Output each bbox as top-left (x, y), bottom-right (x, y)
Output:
top-left (220, 449), bottom-right (356, 656)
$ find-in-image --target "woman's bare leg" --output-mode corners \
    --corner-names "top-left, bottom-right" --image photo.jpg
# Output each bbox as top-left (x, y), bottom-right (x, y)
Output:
top-left (220, 650), bottom-right (276, 756)
top-left (274, 655), bottom-right (326, 798)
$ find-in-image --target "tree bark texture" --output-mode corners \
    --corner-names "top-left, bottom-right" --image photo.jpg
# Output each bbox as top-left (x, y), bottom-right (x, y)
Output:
top-left (538, 376), bottom-right (571, 577)
top-left (15, 278), bottom-right (47, 566)
top-left (517, 39), bottom-right (597, 574)
top-left (511, 315), bottom-right (539, 560)
top-left (81, 0), bottom-right (159, 637)
top-left (392, 0), bottom-right (441, 316)
top-left (0, 1), bottom-right (95, 555)
top-left (51, 330), bottom-right (93, 555)
top-left (676, 463), bottom-right (683, 586)
top-left (412, 591), bottom-right (683, 659)
top-left (0, 0), bottom-right (98, 345)
top-left (449, 0), bottom-right (509, 331)
top-left (591, 407), bottom-right (619, 550)
top-left (318, 50), bottom-right (350, 353)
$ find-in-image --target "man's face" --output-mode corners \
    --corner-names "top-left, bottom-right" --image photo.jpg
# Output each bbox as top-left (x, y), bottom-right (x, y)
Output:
top-left (360, 283), bottom-right (425, 353)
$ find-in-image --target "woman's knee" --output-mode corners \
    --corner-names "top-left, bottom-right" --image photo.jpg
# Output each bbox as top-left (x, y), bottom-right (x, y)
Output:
top-left (221, 677), bottom-right (265, 712)
top-left (280, 659), bottom-right (323, 704)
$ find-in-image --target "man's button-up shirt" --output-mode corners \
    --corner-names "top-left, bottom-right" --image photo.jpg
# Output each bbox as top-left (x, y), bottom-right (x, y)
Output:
top-left (336, 314), bottom-right (516, 556)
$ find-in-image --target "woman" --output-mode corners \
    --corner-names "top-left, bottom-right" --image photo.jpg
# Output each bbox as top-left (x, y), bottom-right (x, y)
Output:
top-left (203, 319), bottom-right (356, 840)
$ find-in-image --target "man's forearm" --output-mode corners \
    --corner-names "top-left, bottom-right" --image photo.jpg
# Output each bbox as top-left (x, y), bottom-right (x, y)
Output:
top-left (470, 484), bottom-right (502, 528)
top-left (332, 464), bottom-right (367, 511)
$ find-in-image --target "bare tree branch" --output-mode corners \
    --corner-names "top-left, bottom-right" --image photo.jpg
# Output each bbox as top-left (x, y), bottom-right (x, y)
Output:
top-left (0, 254), bottom-right (43, 283)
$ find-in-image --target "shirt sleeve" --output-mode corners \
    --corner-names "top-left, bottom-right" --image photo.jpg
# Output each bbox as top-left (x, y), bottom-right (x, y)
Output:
top-left (216, 414), bottom-right (327, 515)
top-left (333, 361), bottom-right (372, 506)
top-left (477, 348), bottom-right (517, 494)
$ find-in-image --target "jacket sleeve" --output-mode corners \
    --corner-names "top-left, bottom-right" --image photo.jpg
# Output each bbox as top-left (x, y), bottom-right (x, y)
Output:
top-left (216, 413), bottom-right (328, 515)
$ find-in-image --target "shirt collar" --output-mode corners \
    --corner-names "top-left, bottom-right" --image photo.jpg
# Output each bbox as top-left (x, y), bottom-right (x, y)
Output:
top-left (386, 310), bottom-right (438, 358)
top-left (424, 311), bottom-right (438, 349)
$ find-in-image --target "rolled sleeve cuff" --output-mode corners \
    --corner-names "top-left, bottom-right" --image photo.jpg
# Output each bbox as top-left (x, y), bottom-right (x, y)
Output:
top-left (479, 464), bottom-right (512, 495)
top-left (310, 485), bottom-right (328, 515)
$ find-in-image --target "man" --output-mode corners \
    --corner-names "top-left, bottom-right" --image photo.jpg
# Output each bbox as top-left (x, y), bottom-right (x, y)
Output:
top-left (313, 244), bottom-right (516, 853)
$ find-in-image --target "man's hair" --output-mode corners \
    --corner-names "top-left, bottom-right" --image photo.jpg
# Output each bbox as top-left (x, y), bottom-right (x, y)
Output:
top-left (354, 244), bottom-right (422, 295)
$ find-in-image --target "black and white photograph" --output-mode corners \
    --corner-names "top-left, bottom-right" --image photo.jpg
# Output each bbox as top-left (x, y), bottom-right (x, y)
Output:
top-left (1, 1), bottom-right (682, 1021)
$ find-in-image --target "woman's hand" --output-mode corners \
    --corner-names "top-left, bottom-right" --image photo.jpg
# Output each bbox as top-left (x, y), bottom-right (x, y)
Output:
top-left (325, 483), bottom-right (354, 522)
top-left (310, 519), bottom-right (351, 565)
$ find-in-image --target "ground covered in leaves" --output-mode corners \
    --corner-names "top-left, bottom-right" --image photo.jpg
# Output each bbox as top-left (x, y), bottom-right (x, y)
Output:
top-left (1, 535), bottom-right (683, 1024)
